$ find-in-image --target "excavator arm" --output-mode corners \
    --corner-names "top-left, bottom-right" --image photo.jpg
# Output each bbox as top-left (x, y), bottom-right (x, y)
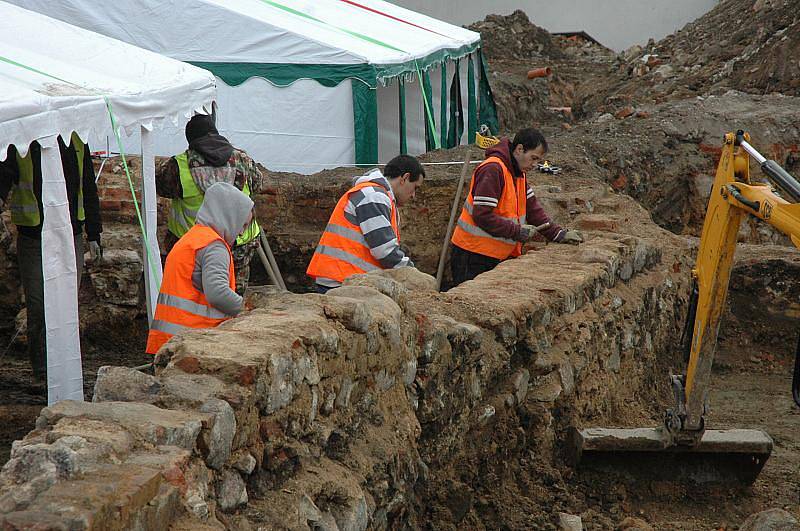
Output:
top-left (570, 131), bottom-right (800, 484)
top-left (673, 131), bottom-right (800, 442)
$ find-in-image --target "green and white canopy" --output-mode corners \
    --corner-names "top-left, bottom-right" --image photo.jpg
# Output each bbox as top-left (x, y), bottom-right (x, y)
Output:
top-left (9, 0), bottom-right (499, 173)
top-left (0, 2), bottom-right (216, 405)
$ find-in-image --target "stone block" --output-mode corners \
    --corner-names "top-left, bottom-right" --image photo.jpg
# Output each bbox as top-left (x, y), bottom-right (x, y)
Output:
top-left (92, 366), bottom-right (161, 404)
top-left (15, 464), bottom-right (165, 531)
top-left (232, 453), bottom-right (257, 475)
top-left (558, 512), bottom-right (583, 531)
top-left (511, 369), bottom-right (530, 404)
top-left (38, 401), bottom-right (206, 451)
top-left (198, 399), bottom-right (236, 470)
top-left (739, 509), bottom-right (799, 531)
top-left (87, 249), bottom-right (143, 307)
top-left (216, 469), bottom-right (247, 513)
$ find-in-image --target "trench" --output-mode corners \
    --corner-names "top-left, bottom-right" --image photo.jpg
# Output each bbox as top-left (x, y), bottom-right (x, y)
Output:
top-left (1, 153), bottom-right (798, 530)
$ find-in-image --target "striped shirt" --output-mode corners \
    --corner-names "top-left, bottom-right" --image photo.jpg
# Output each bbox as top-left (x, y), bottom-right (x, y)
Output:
top-left (317, 170), bottom-right (413, 289)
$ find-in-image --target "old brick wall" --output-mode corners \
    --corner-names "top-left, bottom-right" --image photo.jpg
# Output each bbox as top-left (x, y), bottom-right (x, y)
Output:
top-left (0, 167), bottom-right (694, 529)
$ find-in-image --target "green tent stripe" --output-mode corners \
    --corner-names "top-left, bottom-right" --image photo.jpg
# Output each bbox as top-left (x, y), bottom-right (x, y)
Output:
top-left (0, 54), bottom-right (79, 88)
top-left (0, 54), bottom-right (161, 289)
top-left (439, 64), bottom-right (447, 148)
top-left (467, 53), bottom-right (478, 143)
top-left (257, 0), bottom-right (405, 53)
top-left (399, 80), bottom-right (407, 155)
top-left (191, 43), bottom-right (481, 89)
top-left (419, 66), bottom-right (439, 150)
top-left (189, 61), bottom-right (378, 88)
top-left (477, 48), bottom-right (499, 135)
top-left (446, 58), bottom-right (463, 149)
top-left (352, 81), bottom-right (378, 166)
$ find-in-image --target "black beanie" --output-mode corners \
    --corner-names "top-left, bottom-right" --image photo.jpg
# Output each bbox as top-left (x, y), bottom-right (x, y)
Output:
top-left (185, 114), bottom-right (217, 144)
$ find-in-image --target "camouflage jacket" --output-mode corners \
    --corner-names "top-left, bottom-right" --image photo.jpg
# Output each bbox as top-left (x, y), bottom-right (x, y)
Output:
top-left (155, 148), bottom-right (265, 199)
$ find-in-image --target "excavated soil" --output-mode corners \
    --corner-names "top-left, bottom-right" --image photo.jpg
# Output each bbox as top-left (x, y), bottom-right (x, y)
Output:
top-left (2, 2), bottom-right (800, 528)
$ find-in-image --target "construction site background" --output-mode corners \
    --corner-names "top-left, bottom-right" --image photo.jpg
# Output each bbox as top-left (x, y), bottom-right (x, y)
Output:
top-left (1, 2), bottom-right (800, 529)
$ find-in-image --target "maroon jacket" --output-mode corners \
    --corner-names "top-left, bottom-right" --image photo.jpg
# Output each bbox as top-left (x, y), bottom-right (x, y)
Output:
top-left (471, 139), bottom-right (565, 242)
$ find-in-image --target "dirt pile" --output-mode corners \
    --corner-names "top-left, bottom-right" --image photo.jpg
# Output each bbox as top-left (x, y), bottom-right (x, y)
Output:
top-left (467, 10), bottom-right (564, 64)
top-left (584, 0), bottom-right (800, 115)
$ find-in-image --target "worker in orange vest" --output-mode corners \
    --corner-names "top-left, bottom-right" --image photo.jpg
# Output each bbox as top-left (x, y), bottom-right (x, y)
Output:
top-left (306, 154), bottom-right (424, 293)
top-left (146, 182), bottom-right (254, 355)
top-left (450, 128), bottom-right (582, 287)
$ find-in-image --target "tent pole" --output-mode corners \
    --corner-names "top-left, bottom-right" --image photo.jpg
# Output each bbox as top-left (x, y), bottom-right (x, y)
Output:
top-left (40, 144), bottom-right (83, 404)
top-left (140, 127), bottom-right (163, 325)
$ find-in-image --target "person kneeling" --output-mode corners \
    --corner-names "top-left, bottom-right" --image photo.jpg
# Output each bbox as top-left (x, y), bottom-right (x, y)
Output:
top-left (146, 182), bottom-right (254, 355)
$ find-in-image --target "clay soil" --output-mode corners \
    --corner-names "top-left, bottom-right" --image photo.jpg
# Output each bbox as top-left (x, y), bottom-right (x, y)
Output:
top-left (564, 340), bottom-right (800, 530)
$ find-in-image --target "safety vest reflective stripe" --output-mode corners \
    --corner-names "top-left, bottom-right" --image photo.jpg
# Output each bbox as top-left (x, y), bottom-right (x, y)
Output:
top-left (323, 223), bottom-right (369, 246)
top-left (168, 151), bottom-right (260, 246)
top-left (455, 217), bottom-right (517, 246)
top-left (315, 244), bottom-right (381, 273)
top-left (462, 200), bottom-right (526, 225)
top-left (156, 292), bottom-right (230, 320)
top-left (306, 180), bottom-right (398, 284)
top-left (149, 319), bottom-right (188, 336)
top-left (451, 156), bottom-right (527, 260)
top-left (145, 224), bottom-right (235, 355)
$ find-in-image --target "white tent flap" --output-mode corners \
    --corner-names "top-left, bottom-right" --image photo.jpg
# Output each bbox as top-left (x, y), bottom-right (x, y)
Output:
top-left (0, 2), bottom-right (216, 405)
top-left (40, 145), bottom-right (83, 404)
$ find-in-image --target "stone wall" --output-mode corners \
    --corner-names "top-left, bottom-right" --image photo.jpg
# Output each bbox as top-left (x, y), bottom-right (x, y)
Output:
top-left (0, 174), bottom-right (693, 529)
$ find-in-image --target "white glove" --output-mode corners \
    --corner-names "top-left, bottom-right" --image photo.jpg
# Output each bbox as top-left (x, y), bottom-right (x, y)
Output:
top-left (89, 240), bottom-right (103, 261)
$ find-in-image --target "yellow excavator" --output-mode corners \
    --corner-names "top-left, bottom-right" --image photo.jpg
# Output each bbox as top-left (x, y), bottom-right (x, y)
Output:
top-left (570, 131), bottom-right (800, 484)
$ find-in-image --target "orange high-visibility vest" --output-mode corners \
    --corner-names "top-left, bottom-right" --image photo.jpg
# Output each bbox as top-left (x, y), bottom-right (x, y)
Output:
top-left (306, 180), bottom-right (399, 285)
top-left (451, 156), bottom-right (527, 260)
top-left (146, 224), bottom-right (235, 355)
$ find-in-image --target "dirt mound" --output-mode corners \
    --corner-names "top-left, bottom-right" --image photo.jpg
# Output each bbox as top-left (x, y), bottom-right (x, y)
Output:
top-left (467, 10), bottom-right (564, 64)
top-left (585, 0), bottom-right (800, 115)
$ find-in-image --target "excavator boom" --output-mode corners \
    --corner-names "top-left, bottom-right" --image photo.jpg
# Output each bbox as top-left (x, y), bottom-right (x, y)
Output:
top-left (570, 131), bottom-right (800, 484)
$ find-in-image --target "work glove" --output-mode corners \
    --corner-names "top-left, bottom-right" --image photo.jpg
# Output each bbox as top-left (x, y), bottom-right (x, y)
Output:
top-left (560, 229), bottom-right (584, 245)
top-left (517, 222), bottom-right (551, 242)
top-left (88, 237), bottom-right (103, 261)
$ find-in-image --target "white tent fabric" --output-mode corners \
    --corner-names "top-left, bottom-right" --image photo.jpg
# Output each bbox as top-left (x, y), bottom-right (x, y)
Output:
top-left (0, 1), bottom-right (216, 405)
top-left (7, 0), bottom-right (489, 173)
top-left (11, 0), bottom-right (479, 67)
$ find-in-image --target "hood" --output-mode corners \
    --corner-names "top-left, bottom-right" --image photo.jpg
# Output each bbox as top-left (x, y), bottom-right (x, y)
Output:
top-left (353, 169), bottom-right (395, 201)
top-left (196, 182), bottom-right (254, 245)
top-left (185, 114), bottom-right (234, 167)
top-left (485, 138), bottom-right (521, 177)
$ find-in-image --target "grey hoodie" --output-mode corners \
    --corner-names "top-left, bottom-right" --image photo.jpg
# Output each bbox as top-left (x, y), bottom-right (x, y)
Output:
top-left (193, 182), bottom-right (254, 316)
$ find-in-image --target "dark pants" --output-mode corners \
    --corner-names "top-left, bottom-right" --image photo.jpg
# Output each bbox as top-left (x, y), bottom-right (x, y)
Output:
top-left (449, 244), bottom-right (501, 288)
top-left (18, 232), bottom-right (83, 379)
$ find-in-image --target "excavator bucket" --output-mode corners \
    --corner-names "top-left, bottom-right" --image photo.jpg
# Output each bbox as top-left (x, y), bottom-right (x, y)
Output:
top-left (567, 427), bottom-right (773, 485)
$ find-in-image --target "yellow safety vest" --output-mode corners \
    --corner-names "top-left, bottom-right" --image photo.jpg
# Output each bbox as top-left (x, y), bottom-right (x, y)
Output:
top-left (10, 133), bottom-right (85, 227)
top-left (167, 152), bottom-right (260, 246)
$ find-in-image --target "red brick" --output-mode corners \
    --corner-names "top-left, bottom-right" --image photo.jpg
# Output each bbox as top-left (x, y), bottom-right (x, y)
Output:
top-left (576, 216), bottom-right (619, 232)
top-left (174, 356), bottom-right (200, 374)
top-left (610, 173), bottom-right (627, 191)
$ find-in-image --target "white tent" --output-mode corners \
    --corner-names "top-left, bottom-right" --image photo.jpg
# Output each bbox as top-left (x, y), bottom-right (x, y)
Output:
top-left (0, 1), bottom-right (216, 405)
top-left (7, 0), bottom-right (500, 173)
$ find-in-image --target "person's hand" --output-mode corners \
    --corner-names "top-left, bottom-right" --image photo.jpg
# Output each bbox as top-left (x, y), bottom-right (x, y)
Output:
top-left (517, 222), bottom-right (551, 242)
top-left (88, 238), bottom-right (103, 261)
top-left (560, 229), bottom-right (583, 245)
